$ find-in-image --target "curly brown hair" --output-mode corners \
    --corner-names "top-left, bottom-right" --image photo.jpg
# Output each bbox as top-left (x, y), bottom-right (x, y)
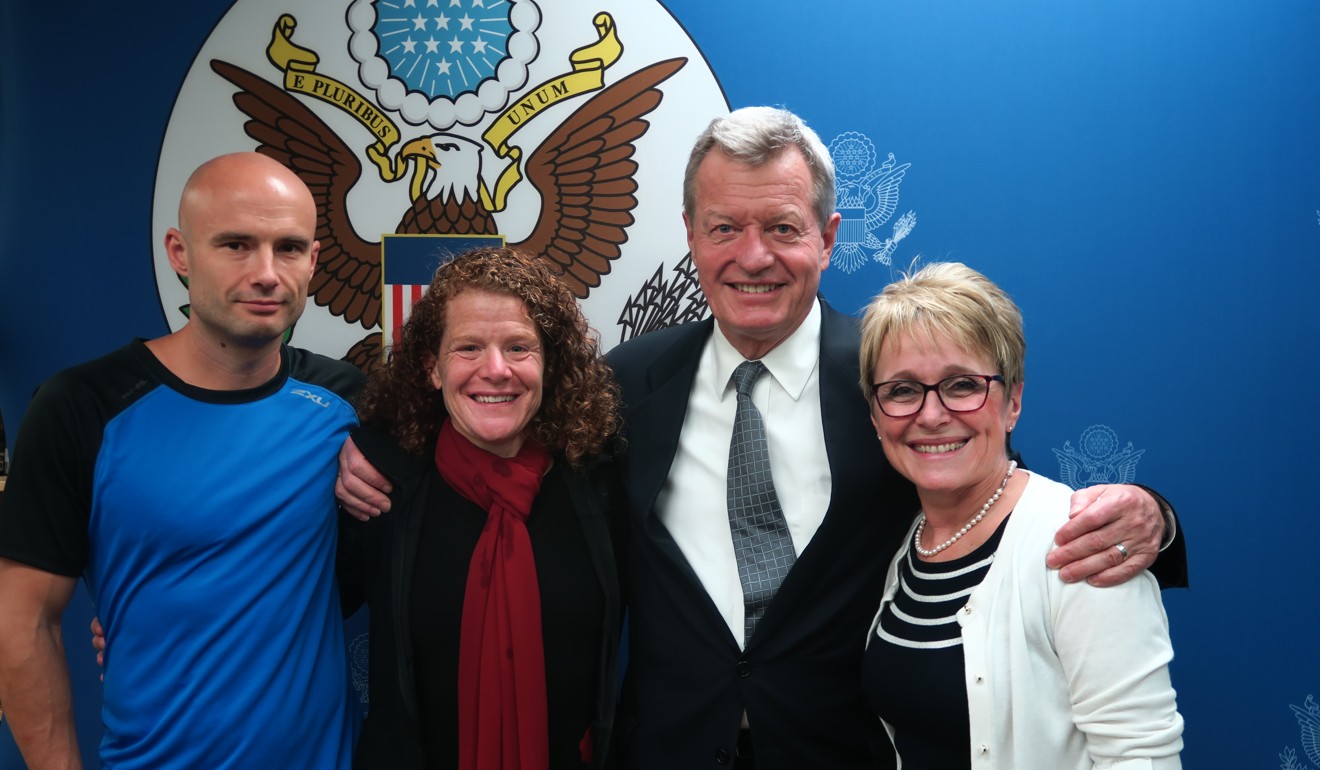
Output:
top-left (355, 247), bottom-right (621, 465)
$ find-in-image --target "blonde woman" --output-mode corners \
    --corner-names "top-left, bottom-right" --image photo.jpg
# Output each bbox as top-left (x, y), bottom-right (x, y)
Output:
top-left (859, 262), bottom-right (1183, 769)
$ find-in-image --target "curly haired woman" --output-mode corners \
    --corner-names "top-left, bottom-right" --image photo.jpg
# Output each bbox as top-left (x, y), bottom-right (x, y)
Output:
top-left (341, 247), bottom-right (624, 770)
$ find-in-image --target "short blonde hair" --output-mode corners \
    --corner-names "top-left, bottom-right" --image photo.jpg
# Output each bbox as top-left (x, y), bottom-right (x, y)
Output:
top-left (858, 262), bottom-right (1026, 398)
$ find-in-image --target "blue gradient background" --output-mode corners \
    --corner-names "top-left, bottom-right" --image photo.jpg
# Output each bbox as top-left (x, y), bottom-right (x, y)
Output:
top-left (3, 1), bottom-right (1318, 766)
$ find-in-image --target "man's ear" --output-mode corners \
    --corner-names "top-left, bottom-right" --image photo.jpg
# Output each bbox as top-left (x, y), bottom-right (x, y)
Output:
top-left (819, 212), bottom-right (841, 270)
top-left (165, 228), bottom-right (189, 276)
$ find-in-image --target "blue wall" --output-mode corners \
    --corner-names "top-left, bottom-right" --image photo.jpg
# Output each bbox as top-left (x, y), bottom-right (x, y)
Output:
top-left (3, 1), bottom-right (1318, 767)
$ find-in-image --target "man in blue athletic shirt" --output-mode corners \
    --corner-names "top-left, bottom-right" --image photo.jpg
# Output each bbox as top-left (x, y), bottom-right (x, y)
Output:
top-left (0, 153), bottom-right (359, 769)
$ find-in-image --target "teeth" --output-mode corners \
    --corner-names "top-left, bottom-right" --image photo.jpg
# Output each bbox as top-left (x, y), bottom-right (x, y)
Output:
top-left (915, 441), bottom-right (966, 454)
top-left (734, 284), bottom-right (775, 294)
top-left (474, 395), bottom-right (515, 403)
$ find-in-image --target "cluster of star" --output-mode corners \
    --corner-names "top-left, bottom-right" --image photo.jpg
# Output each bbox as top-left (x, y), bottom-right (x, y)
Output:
top-left (381, 0), bottom-right (506, 89)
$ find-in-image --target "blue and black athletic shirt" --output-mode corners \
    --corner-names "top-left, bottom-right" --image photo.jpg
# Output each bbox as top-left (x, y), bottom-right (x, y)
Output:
top-left (0, 339), bottom-right (364, 770)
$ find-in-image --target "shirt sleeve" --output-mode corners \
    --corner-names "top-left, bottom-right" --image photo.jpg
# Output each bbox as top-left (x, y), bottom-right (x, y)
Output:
top-left (0, 371), bottom-right (103, 576)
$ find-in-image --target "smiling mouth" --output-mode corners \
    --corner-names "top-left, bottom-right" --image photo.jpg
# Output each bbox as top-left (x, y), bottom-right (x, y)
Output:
top-left (732, 284), bottom-right (777, 294)
top-left (914, 441), bottom-right (968, 454)
top-left (473, 395), bottom-right (517, 404)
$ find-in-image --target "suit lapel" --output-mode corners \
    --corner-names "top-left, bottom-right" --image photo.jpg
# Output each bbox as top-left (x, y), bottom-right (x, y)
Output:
top-left (621, 319), bottom-right (712, 517)
top-left (817, 300), bottom-right (877, 510)
top-left (619, 320), bottom-right (732, 634)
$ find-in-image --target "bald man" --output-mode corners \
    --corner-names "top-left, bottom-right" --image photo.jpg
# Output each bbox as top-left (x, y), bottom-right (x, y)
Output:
top-left (0, 153), bottom-right (360, 769)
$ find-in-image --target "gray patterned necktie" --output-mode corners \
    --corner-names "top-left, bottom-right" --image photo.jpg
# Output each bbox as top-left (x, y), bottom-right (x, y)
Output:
top-left (727, 360), bottom-right (797, 644)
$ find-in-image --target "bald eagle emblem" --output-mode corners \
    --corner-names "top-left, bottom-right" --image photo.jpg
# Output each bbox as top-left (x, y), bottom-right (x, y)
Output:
top-left (828, 131), bottom-right (916, 274)
top-left (202, 9), bottom-right (687, 368)
top-left (1051, 424), bottom-right (1145, 489)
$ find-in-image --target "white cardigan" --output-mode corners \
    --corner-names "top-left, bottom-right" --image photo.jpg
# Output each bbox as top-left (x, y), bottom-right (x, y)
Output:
top-left (868, 472), bottom-right (1184, 769)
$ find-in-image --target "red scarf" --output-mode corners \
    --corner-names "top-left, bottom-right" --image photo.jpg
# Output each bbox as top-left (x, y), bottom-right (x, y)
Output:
top-left (435, 419), bottom-right (552, 770)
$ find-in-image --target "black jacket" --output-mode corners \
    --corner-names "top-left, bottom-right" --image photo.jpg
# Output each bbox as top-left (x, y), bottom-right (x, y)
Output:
top-left (338, 425), bottom-right (624, 770)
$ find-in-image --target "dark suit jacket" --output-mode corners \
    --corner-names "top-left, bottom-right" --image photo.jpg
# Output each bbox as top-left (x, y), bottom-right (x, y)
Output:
top-left (606, 299), bottom-right (1187, 770)
top-left (608, 300), bottom-right (919, 770)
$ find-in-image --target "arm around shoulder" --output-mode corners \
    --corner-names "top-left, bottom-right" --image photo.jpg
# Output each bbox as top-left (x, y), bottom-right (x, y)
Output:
top-left (0, 557), bottom-right (83, 769)
top-left (1048, 484), bottom-right (1187, 589)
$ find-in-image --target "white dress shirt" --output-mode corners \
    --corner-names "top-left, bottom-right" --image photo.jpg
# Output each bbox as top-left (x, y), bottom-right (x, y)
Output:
top-left (656, 299), bottom-right (832, 649)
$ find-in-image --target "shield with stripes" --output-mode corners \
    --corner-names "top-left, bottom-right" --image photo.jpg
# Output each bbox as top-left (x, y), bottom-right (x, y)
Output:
top-left (381, 234), bottom-right (505, 348)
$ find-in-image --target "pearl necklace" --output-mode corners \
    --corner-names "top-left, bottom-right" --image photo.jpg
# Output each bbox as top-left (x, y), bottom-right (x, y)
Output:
top-left (913, 461), bottom-right (1018, 557)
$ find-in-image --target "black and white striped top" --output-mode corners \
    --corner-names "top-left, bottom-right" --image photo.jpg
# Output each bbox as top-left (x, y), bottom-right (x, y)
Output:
top-left (863, 515), bottom-right (1011, 769)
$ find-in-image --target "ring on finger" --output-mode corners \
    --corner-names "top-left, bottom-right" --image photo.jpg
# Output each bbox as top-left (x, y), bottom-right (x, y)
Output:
top-left (1114, 542), bottom-right (1130, 560)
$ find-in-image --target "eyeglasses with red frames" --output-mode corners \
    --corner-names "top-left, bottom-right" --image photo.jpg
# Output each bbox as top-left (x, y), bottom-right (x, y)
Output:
top-left (871, 374), bottom-right (1005, 418)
